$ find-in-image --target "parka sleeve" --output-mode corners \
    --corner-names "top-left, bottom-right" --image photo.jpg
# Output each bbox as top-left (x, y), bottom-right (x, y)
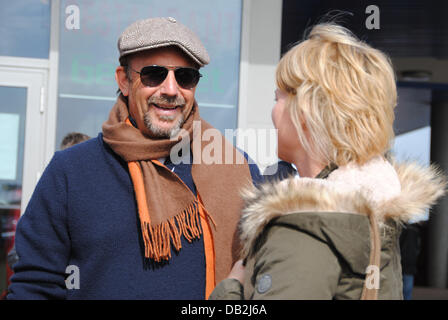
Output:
top-left (208, 278), bottom-right (244, 300)
top-left (248, 225), bottom-right (342, 299)
top-left (7, 152), bottom-right (70, 300)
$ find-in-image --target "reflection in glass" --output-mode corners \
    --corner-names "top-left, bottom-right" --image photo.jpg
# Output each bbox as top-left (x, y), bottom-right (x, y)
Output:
top-left (0, 0), bottom-right (50, 59)
top-left (0, 86), bottom-right (26, 298)
top-left (56, 0), bottom-right (242, 147)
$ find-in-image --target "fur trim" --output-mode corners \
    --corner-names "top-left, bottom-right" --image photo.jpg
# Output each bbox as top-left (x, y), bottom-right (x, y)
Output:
top-left (378, 161), bottom-right (446, 222)
top-left (239, 159), bottom-right (446, 259)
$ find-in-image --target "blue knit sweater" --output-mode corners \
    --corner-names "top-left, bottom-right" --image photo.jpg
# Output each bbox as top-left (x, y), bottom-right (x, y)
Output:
top-left (7, 133), bottom-right (262, 300)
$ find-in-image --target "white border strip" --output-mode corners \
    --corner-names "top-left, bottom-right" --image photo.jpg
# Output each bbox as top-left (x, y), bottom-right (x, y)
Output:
top-left (59, 93), bottom-right (234, 108)
top-left (59, 93), bottom-right (116, 101)
top-left (0, 56), bottom-right (49, 69)
top-left (44, 0), bottom-right (60, 166)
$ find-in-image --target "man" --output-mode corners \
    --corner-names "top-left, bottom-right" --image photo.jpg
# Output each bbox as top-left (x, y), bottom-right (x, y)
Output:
top-left (7, 17), bottom-right (261, 299)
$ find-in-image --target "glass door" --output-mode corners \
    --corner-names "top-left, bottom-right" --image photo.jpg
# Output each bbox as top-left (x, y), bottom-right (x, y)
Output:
top-left (0, 67), bottom-right (47, 297)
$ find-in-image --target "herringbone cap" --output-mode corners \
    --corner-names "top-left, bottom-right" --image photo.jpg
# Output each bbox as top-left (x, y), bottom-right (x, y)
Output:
top-left (118, 17), bottom-right (210, 67)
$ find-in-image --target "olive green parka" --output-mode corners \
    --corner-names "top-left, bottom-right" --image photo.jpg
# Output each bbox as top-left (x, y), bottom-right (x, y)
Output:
top-left (210, 157), bottom-right (445, 300)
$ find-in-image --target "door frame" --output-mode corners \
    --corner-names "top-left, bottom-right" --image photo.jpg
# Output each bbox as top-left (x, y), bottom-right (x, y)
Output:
top-left (0, 58), bottom-right (50, 213)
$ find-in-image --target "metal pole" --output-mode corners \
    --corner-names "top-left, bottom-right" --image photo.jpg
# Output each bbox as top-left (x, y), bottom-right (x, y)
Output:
top-left (428, 90), bottom-right (448, 288)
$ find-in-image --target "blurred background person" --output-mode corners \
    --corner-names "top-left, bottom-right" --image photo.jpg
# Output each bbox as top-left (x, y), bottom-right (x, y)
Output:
top-left (400, 224), bottom-right (422, 300)
top-left (59, 132), bottom-right (91, 150)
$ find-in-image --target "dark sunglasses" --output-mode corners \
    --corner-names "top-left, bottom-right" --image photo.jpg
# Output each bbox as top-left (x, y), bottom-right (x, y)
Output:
top-left (128, 65), bottom-right (202, 89)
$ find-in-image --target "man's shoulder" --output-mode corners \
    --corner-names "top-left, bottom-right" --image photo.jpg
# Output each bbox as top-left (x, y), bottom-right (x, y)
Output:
top-left (229, 147), bottom-right (262, 183)
top-left (50, 133), bottom-right (116, 174)
top-left (263, 161), bottom-right (296, 182)
top-left (42, 133), bottom-right (127, 187)
top-left (56, 133), bottom-right (104, 161)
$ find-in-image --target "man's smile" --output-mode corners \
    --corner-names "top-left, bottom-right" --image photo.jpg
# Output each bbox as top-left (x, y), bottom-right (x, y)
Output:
top-left (150, 103), bottom-right (182, 117)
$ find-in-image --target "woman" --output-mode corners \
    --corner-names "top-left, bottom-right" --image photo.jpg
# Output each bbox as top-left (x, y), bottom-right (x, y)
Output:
top-left (209, 23), bottom-right (446, 300)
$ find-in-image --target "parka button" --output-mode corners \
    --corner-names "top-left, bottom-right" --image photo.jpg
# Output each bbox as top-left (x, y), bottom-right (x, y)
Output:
top-left (257, 274), bottom-right (272, 294)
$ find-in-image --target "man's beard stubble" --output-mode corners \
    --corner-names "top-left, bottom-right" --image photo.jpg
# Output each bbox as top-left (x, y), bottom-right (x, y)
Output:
top-left (145, 95), bottom-right (186, 138)
top-left (144, 113), bottom-right (184, 138)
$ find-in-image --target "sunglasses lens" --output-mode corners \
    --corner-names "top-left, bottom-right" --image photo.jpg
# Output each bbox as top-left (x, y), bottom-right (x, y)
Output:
top-left (139, 66), bottom-right (201, 89)
top-left (175, 68), bottom-right (201, 89)
top-left (140, 66), bottom-right (168, 87)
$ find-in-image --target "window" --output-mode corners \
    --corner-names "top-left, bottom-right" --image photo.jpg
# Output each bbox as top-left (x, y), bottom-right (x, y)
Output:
top-left (56, 0), bottom-right (243, 147)
top-left (0, 0), bottom-right (50, 59)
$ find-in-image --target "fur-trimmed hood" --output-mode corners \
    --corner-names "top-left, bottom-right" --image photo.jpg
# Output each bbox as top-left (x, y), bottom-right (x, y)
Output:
top-left (239, 157), bottom-right (446, 260)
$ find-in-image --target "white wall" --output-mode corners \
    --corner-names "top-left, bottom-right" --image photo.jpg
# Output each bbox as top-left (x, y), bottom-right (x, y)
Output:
top-left (237, 0), bottom-right (283, 170)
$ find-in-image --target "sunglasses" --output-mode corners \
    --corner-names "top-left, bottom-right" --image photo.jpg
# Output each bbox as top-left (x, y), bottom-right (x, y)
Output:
top-left (128, 65), bottom-right (202, 89)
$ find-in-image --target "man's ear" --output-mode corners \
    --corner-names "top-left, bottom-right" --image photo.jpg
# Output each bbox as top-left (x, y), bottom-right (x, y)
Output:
top-left (116, 66), bottom-right (130, 96)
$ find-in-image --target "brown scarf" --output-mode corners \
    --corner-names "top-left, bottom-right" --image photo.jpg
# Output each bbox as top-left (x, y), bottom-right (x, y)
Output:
top-left (102, 94), bottom-right (252, 285)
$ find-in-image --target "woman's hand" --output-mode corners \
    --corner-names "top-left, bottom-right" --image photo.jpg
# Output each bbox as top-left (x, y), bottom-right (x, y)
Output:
top-left (227, 259), bottom-right (245, 283)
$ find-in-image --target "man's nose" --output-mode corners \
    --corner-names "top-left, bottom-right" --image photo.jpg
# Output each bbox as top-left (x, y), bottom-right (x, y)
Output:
top-left (159, 70), bottom-right (179, 96)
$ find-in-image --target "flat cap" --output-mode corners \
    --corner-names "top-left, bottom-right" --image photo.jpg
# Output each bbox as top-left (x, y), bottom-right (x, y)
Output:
top-left (118, 17), bottom-right (210, 67)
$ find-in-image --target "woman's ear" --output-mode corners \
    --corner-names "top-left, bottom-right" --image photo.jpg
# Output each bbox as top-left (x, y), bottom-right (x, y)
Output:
top-left (115, 66), bottom-right (130, 96)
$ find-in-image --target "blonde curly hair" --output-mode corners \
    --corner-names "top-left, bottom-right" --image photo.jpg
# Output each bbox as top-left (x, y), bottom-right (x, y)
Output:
top-left (276, 23), bottom-right (397, 166)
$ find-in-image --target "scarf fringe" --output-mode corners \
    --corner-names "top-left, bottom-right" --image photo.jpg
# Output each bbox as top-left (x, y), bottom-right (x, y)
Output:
top-left (141, 201), bottom-right (203, 262)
